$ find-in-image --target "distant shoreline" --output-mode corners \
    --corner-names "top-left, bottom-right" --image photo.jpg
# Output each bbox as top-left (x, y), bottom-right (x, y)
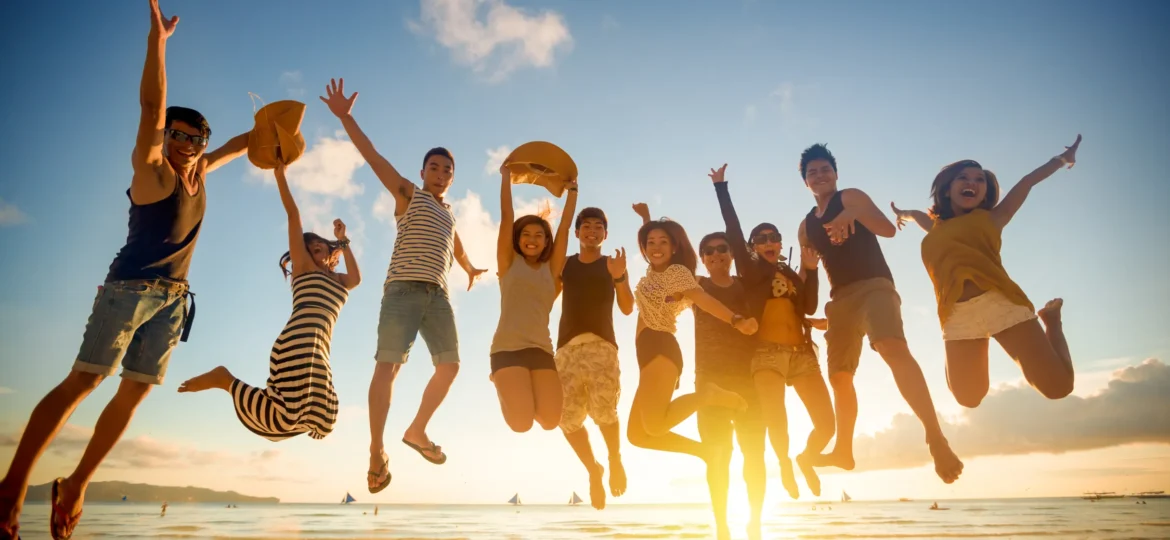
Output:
top-left (24, 481), bottom-right (278, 504)
top-left (18, 495), bottom-right (1130, 506)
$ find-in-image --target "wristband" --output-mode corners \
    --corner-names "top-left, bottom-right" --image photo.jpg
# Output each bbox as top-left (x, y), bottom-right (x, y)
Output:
top-left (337, 239), bottom-right (351, 248)
top-left (613, 272), bottom-right (627, 283)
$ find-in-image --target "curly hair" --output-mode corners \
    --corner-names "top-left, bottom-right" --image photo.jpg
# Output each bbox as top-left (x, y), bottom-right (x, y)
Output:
top-left (637, 219), bottom-right (697, 274)
top-left (928, 159), bottom-right (1001, 221)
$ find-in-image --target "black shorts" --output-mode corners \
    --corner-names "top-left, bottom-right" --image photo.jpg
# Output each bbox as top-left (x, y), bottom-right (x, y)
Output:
top-left (490, 347), bottom-right (557, 374)
top-left (635, 329), bottom-right (684, 373)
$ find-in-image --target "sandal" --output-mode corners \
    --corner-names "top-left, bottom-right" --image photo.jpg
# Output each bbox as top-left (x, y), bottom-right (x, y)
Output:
top-left (50, 478), bottom-right (81, 540)
top-left (367, 454), bottom-right (391, 494)
top-left (402, 438), bottom-right (447, 465)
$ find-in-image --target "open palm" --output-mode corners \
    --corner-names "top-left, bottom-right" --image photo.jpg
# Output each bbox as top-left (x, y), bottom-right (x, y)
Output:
top-left (320, 78), bottom-right (358, 118)
top-left (149, 0), bottom-right (179, 40)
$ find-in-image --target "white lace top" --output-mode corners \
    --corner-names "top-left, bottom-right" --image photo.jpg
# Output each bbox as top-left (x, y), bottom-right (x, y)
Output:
top-left (635, 264), bottom-right (699, 334)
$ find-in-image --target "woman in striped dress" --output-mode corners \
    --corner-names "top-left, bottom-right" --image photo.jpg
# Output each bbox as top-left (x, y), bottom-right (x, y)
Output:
top-left (178, 163), bottom-right (361, 440)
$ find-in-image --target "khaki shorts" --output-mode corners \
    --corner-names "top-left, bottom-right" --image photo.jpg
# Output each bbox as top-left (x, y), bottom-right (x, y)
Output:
top-left (751, 342), bottom-right (821, 386)
top-left (555, 335), bottom-right (621, 433)
top-left (824, 277), bottom-right (905, 376)
top-left (942, 290), bottom-right (1036, 341)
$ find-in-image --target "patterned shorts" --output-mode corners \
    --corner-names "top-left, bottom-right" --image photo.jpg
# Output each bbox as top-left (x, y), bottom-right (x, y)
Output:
top-left (555, 336), bottom-right (621, 433)
top-left (751, 342), bottom-right (821, 386)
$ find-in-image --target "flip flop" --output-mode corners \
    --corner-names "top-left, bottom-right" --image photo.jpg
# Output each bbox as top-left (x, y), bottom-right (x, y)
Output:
top-left (367, 455), bottom-right (392, 494)
top-left (50, 478), bottom-right (81, 540)
top-left (402, 438), bottom-right (447, 465)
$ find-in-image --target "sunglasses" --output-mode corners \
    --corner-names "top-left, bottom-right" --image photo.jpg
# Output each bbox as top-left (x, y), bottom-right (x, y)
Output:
top-left (166, 129), bottom-right (209, 147)
top-left (701, 244), bottom-right (730, 256)
top-left (751, 233), bottom-right (782, 245)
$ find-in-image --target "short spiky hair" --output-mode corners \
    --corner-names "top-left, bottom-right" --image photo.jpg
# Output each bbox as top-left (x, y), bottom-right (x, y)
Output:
top-left (574, 207), bottom-right (608, 231)
top-left (423, 147), bottom-right (454, 169)
top-left (166, 106), bottom-right (211, 138)
top-left (800, 143), bottom-right (837, 179)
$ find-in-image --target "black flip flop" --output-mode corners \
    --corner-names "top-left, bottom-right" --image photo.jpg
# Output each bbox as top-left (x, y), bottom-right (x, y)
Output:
top-left (402, 439), bottom-right (447, 465)
top-left (367, 455), bottom-right (391, 494)
top-left (50, 478), bottom-right (80, 540)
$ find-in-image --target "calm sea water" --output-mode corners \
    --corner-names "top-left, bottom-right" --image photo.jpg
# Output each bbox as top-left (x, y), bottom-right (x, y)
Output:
top-left (12, 498), bottom-right (1170, 539)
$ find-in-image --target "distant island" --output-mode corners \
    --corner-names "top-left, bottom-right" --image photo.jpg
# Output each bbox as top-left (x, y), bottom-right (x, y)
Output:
top-left (25, 481), bottom-right (278, 504)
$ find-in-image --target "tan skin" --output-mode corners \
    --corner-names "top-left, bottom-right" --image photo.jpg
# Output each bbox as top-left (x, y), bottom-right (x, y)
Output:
top-left (797, 157), bottom-right (963, 484)
top-left (891, 135), bottom-right (1081, 407)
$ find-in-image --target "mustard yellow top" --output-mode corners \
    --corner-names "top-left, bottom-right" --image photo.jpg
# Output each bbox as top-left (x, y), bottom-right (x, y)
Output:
top-left (920, 209), bottom-right (1033, 325)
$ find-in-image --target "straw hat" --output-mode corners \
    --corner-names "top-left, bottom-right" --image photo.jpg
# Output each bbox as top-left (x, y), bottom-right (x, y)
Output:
top-left (248, 100), bottom-right (306, 169)
top-left (504, 141), bottom-right (577, 197)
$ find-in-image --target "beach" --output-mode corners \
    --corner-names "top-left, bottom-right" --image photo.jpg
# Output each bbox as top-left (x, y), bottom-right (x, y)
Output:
top-left (11, 497), bottom-right (1170, 539)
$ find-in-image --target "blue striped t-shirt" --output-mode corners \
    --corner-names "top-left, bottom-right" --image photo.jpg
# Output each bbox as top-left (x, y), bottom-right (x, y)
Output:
top-left (385, 188), bottom-right (456, 291)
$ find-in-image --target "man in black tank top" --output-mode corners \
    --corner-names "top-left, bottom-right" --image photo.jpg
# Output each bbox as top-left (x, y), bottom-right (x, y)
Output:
top-left (0, 4), bottom-right (253, 536)
top-left (796, 144), bottom-right (964, 486)
top-left (553, 207), bottom-right (635, 510)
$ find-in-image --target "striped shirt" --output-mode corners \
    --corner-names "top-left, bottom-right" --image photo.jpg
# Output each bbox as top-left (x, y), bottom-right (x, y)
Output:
top-left (386, 188), bottom-right (456, 291)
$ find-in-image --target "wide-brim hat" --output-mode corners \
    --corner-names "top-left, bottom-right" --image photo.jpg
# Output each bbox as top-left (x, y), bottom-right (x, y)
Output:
top-left (504, 141), bottom-right (577, 197)
top-left (248, 100), bottom-right (306, 169)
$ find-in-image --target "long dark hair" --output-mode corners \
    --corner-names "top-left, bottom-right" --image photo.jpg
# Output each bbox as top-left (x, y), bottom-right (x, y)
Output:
top-left (928, 160), bottom-right (1001, 221)
top-left (638, 219), bottom-right (697, 274)
top-left (512, 214), bottom-right (555, 263)
top-left (279, 232), bottom-right (341, 278)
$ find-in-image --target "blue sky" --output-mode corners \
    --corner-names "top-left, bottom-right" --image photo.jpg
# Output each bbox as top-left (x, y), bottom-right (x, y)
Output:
top-left (1, 0), bottom-right (1168, 506)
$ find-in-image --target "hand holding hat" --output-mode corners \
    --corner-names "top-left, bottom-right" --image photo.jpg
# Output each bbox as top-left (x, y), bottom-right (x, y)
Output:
top-left (248, 100), bottom-right (307, 170)
top-left (503, 141), bottom-right (578, 197)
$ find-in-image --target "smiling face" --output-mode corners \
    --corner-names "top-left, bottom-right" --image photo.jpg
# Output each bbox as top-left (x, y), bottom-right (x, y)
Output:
top-left (308, 238), bottom-right (340, 271)
top-left (643, 228), bottom-right (675, 270)
top-left (421, 154), bottom-right (454, 196)
top-left (803, 158), bottom-right (838, 197)
top-left (751, 228), bottom-right (783, 263)
top-left (517, 222), bottom-right (549, 260)
top-left (164, 120), bottom-right (208, 169)
top-left (948, 166), bottom-right (988, 214)
top-left (576, 217), bottom-right (607, 249)
top-left (700, 237), bottom-right (732, 277)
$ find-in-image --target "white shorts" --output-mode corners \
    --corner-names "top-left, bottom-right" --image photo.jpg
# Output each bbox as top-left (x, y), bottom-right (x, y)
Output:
top-left (942, 290), bottom-right (1036, 341)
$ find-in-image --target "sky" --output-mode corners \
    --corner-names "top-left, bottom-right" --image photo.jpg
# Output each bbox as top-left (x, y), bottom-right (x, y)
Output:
top-left (1, 0), bottom-right (1169, 507)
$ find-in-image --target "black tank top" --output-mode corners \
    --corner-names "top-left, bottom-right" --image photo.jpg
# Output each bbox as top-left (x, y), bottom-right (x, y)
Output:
top-left (107, 173), bottom-right (206, 282)
top-left (557, 254), bottom-right (617, 349)
top-left (805, 190), bottom-right (893, 297)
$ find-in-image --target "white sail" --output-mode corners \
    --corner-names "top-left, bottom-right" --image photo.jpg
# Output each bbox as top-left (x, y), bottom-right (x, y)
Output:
top-left (508, 493), bottom-right (521, 505)
top-left (569, 492), bottom-right (583, 505)
top-left (841, 490), bottom-right (852, 502)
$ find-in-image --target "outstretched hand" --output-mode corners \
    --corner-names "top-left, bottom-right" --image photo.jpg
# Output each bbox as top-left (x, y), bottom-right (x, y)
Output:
top-left (632, 203), bottom-right (651, 221)
top-left (319, 78), bottom-right (358, 119)
top-left (149, 0), bottom-right (179, 40)
top-left (734, 317), bottom-right (759, 336)
top-left (708, 164), bottom-right (728, 184)
top-left (606, 248), bottom-right (628, 279)
top-left (824, 208), bottom-right (856, 245)
top-left (466, 267), bottom-right (489, 291)
top-left (800, 246), bottom-right (820, 269)
top-left (1059, 134), bottom-right (1082, 168)
top-left (890, 202), bottom-right (912, 230)
top-left (333, 219), bottom-right (348, 241)
top-left (807, 317), bottom-right (827, 331)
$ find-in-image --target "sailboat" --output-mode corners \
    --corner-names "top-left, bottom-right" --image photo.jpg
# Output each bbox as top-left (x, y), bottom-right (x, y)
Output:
top-left (341, 492), bottom-right (356, 505)
top-left (841, 490), bottom-right (852, 503)
top-left (568, 492), bottom-right (583, 506)
top-left (507, 493), bottom-right (521, 506)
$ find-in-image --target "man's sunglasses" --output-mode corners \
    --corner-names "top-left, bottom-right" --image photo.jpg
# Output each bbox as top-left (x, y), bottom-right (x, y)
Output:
top-left (701, 244), bottom-right (730, 256)
top-left (166, 129), bottom-right (209, 147)
top-left (751, 233), bottom-right (782, 245)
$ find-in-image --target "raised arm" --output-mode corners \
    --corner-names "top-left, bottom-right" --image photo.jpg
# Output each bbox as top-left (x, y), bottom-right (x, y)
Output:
top-left (797, 219), bottom-right (820, 313)
top-left (497, 164), bottom-right (516, 275)
top-left (550, 180), bottom-right (580, 293)
top-left (992, 134), bottom-right (1081, 229)
top-left (332, 219), bottom-right (361, 290)
top-left (274, 164), bottom-right (312, 276)
top-left (890, 202), bottom-right (934, 232)
top-left (607, 248), bottom-right (635, 315)
top-left (709, 164), bottom-right (763, 281)
top-left (203, 132), bottom-right (250, 175)
top-left (320, 78), bottom-right (415, 214)
top-left (632, 203), bottom-right (652, 226)
top-left (130, 0), bottom-right (179, 203)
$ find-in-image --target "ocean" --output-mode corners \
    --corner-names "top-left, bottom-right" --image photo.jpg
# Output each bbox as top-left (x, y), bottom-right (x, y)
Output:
top-left (11, 498), bottom-right (1170, 539)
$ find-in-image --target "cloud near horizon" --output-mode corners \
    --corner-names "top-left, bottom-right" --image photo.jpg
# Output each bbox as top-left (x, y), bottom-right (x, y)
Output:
top-left (851, 358), bottom-right (1170, 472)
top-left (411, 0), bottom-right (572, 82)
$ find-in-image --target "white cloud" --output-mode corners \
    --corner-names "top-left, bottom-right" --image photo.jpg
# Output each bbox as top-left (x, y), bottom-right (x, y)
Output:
top-left (372, 192), bottom-right (397, 224)
top-left (250, 130), bottom-right (366, 234)
top-left (851, 358), bottom-right (1170, 472)
top-left (0, 387), bottom-right (12, 395)
top-left (0, 198), bottom-right (28, 226)
top-left (411, 0), bottom-right (573, 82)
top-left (484, 145), bottom-right (512, 176)
top-left (279, 70), bottom-right (305, 98)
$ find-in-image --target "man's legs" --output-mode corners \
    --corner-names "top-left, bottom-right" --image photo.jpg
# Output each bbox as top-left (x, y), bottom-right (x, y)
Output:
top-left (597, 421), bottom-right (625, 497)
top-left (696, 404), bottom-right (734, 540)
top-left (405, 284), bottom-right (461, 460)
top-left (404, 363), bottom-right (458, 452)
top-left (370, 281), bottom-right (427, 484)
top-left (368, 362), bottom-right (401, 488)
top-left (0, 372), bottom-right (104, 528)
top-left (734, 398), bottom-right (767, 540)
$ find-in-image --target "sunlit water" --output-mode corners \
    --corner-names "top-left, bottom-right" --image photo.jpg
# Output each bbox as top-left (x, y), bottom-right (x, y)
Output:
top-left (13, 498), bottom-right (1170, 539)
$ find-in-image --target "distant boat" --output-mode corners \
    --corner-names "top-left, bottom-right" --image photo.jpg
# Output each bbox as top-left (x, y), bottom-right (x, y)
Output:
top-left (1133, 491), bottom-right (1169, 499)
top-left (121, 495), bottom-right (128, 502)
top-left (841, 491), bottom-right (852, 503)
top-left (898, 498), bottom-right (913, 502)
top-left (568, 492), bottom-right (583, 505)
top-left (1082, 491), bottom-right (1125, 500)
top-left (508, 493), bottom-right (521, 506)
top-left (341, 492), bottom-right (356, 504)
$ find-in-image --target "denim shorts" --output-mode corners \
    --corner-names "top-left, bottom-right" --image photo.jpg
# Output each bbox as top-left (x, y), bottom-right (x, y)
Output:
top-left (73, 279), bottom-right (192, 385)
top-left (375, 280), bottom-right (459, 365)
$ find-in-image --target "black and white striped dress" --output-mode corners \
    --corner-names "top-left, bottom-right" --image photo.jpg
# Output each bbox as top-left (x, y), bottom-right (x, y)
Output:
top-left (230, 272), bottom-right (348, 441)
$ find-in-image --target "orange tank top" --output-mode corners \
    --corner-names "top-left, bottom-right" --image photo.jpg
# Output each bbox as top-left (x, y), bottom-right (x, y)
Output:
top-left (920, 209), bottom-right (1032, 325)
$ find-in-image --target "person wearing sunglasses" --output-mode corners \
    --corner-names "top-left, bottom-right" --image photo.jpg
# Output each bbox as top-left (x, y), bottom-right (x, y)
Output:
top-left (692, 231), bottom-right (767, 540)
top-left (0, 2), bottom-right (255, 539)
top-left (798, 143), bottom-right (963, 486)
top-left (706, 164), bottom-right (835, 501)
top-left (889, 136), bottom-right (1081, 409)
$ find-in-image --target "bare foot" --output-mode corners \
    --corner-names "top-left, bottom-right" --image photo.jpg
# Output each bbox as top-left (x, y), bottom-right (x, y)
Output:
top-left (700, 382), bottom-right (748, 411)
top-left (608, 456), bottom-right (627, 497)
top-left (588, 462), bottom-right (606, 510)
top-left (796, 452), bottom-right (821, 496)
top-left (810, 449), bottom-right (855, 471)
top-left (1038, 298), bottom-right (1063, 325)
top-left (780, 458), bottom-right (800, 499)
top-left (177, 366), bottom-right (233, 393)
top-left (929, 439), bottom-right (963, 484)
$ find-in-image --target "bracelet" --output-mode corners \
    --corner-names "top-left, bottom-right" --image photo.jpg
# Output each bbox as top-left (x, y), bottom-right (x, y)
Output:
top-left (568, 187), bottom-right (578, 192)
top-left (613, 272), bottom-right (627, 283)
top-left (337, 239), bottom-right (351, 248)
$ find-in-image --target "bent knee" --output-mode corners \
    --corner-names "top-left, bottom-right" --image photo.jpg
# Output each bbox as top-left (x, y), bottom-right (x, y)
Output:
top-left (1036, 375), bottom-right (1074, 400)
top-left (66, 371), bottom-right (105, 392)
top-left (873, 339), bottom-right (912, 360)
top-left (435, 363), bottom-right (460, 378)
top-left (953, 389), bottom-right (986, 409)
top-left (829, 372), bottom-right (853, 390)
